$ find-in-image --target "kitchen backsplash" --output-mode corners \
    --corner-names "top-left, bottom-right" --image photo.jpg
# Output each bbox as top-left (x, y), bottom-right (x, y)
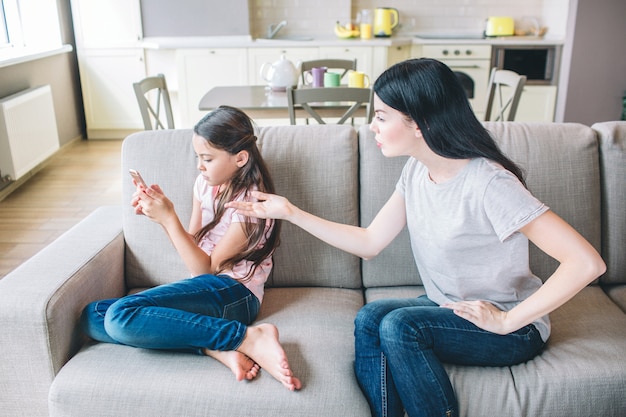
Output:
top-left (249, 0), bottom-right (568, 39)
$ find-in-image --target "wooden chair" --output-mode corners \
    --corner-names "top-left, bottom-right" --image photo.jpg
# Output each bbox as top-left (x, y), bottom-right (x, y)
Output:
top-left (287, 86), bottom-right (374, 125)
top-left (133, 74), bottom-right (175, 130)
top-left (299, 59), bottom-right (357, 85)
top-left (484, 67), bottom-right (527, 121)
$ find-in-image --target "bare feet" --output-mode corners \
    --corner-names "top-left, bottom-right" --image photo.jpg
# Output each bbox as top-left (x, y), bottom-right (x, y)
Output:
top-left (237, 323), bottom-right (302, 391)
top-left (203, 349), bottom-right (260, 381)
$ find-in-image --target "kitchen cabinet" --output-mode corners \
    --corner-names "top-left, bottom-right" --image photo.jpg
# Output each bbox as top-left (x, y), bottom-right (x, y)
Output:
top-left (177, 48), bottom-right (249, 128)
top-left (514, 85), bottom-right (557, 122)
top-left (386, 44), bottom-right (411, 67)
top-left (248, 47), bottom-right (319, 86)
top-left (372, 44), bottom-right (411, 80)
top-left (319, 46), bottom-right (372, 78)
top-left (77, 49), bottom-right (146, 138)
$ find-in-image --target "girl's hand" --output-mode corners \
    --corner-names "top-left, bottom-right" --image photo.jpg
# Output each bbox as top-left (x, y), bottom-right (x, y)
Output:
top-left (226, 191), bottom-right (293, 220)
top-left (441, 300), bottom-right (512, 335)
top-left (135, 184), bottom-right (176, 225)
top-left (131, 183), bottom-right (147, 215)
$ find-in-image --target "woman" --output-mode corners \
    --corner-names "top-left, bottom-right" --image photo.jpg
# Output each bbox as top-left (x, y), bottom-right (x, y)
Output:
top-left (226, 59), bottom-right (605, 415)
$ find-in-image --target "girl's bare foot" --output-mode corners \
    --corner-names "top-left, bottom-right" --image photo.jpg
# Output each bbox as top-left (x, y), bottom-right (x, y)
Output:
top-left (203, 349), bottom-right (260, 381)
top-left (237, 323), bottom-right (302, 391)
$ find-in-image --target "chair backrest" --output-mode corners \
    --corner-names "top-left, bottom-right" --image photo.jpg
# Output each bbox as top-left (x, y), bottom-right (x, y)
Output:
top-left (133, 73), bottom-right (175, 130)
top-left (286, 86), bottom-right (374, 125)
top-left (299, 59), bottom-right (357, 85)
top-left (484, 67), bottom-right (527, 121)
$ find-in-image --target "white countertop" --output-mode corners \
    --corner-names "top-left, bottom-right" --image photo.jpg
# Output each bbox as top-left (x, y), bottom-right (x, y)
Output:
top-left (141, 33), bottom-right (564, 50)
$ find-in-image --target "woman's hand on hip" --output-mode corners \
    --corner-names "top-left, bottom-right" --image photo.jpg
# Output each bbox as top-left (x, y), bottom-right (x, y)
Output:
top-left (442, 300), bottom-right (513, 335)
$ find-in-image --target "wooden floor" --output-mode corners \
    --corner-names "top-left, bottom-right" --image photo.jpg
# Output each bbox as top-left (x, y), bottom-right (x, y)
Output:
top-left (0, 139), bottom-right (123, 279)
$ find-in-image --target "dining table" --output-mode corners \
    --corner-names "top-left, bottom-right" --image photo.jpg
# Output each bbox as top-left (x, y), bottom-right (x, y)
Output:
top-left (198, 85), bottom-right (370, 121)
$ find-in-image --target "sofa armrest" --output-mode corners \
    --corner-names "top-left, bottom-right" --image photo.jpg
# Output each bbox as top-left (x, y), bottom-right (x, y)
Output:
top-left (0, 205), bottom-right (125, 417)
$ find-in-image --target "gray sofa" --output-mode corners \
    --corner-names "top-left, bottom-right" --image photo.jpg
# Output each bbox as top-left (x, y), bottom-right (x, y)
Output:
top-left (1, 121), bottom-right (625, 417)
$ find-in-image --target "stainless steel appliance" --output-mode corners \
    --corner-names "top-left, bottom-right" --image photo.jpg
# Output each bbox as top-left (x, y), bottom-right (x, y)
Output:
top-left (491, 45), bottom-right (560, 85)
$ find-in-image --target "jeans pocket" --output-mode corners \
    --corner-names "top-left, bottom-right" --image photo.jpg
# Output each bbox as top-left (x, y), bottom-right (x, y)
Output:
top-left (222, 295), bottom-right (259, 325)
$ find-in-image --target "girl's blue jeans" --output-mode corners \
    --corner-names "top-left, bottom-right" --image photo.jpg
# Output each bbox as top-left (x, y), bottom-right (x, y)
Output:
top-left (80, 274), bottom-right (260, 355)
top-left (354, 295), bottom-right (545, 417)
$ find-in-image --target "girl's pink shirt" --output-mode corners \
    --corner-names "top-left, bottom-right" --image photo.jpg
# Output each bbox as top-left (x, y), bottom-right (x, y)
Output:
top-left (193, 174), bottom-right (272, 303)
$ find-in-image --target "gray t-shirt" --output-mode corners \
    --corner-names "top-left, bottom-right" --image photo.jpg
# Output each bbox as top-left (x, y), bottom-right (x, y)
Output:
top-left (396, 157), bottom-right (551, 341)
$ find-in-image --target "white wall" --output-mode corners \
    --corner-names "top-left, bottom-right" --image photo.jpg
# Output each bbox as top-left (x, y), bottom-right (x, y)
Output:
top-left (250, 0), bottom-right (565, 39)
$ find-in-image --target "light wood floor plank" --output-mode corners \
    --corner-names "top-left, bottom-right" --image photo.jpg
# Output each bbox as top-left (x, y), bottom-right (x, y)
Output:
top-left (0, 139), bottom-right (123, 278)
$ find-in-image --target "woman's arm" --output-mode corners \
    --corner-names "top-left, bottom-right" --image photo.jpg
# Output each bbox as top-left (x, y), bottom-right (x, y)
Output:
top-left (445, 210), bottom-right (606, 335)
top-left (137, 185), bottom-right (247, 276)
top-left (227, 190), bottom-right (407, 260)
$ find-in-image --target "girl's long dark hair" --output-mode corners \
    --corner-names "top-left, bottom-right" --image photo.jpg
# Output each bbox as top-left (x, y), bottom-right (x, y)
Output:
top-left (373, 58), bottom-right (526, 186)
top-left (193, 105), bottom-right (280, 281)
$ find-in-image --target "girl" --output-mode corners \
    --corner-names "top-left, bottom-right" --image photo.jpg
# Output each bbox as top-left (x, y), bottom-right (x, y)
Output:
top-left (81, 105), bottom-right (301, 391)
top-left (225, 59), bottom-right (605, 415)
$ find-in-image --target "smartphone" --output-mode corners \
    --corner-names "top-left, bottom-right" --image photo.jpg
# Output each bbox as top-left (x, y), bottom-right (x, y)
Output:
top-left (129, 169), bottom-right (147, 188)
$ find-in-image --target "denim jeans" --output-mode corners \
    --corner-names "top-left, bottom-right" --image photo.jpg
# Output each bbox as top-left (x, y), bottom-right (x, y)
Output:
top-left (354, 295), bottom-right (545, 417)
top-left (80, 274), bottom-right (260, 355)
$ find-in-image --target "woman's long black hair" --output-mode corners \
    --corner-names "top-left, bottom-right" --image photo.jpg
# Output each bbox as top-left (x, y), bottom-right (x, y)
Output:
top-left (373, 58), bottom-right (526, 186)
top-left (193, 105), bottom-right (280, 281)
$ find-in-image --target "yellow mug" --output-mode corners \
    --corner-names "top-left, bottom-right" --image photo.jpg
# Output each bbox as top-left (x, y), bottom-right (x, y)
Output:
top-left (348, 71), bottom-right (370, 88)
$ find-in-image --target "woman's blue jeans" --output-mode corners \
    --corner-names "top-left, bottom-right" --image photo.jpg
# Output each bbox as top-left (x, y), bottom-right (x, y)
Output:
top-left (354, 296), bottom-right (545, 417)
top-left (80, 274), bottom-right (260, 355)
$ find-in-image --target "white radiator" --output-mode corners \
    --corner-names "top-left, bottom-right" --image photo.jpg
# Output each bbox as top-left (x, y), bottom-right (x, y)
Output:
top-left (0, 85), bottom-right (60, 182)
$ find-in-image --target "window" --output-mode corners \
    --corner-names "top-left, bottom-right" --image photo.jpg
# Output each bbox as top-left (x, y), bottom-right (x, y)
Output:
top-left (0, 3), bottom-right (7, 46)
top-left (0, 0), bottom-right (62, 60)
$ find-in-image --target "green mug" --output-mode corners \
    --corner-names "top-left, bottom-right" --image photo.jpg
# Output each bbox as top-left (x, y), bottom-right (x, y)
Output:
top-left (324, 71), bottom-right (341, 87)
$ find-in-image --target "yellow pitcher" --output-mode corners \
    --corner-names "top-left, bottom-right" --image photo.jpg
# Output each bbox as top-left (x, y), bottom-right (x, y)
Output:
top-left (373, 7), bottom-right (399, 38)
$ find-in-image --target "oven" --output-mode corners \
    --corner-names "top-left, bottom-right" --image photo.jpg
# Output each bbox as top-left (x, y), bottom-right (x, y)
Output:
top-left (491, 45), bottom-right (560, 86)
top-left (421, 44), bottom-right (492, 120)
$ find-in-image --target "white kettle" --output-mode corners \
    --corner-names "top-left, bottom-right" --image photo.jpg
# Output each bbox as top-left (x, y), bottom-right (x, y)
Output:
top-left (260, 54), bottom-right (299, 91)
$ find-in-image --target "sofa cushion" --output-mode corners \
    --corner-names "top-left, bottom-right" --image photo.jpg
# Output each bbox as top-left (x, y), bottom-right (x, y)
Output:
top-left (122, 129), bottom-right (199, 288)
top-left (485, 122), bottom-right (602, 281)
top-left (592, 121), bottom-right (626, 285)
top-left (49, 287), bottom-right (370, 417)
top-left (363, 285), bottom-right (626, 416)
top-left (121, 125), bottom-right (361, 290)
top-left (358, 125), bottom-right (421, 288)
top-left (603, 285), bottom-right (626, 313)
top-left (257, 125), bottom-right (361, 289)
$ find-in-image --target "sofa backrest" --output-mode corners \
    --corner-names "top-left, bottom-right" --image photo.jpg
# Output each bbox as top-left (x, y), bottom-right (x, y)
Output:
top-left (485, 122), bottom-right (602, 281)
top-left (121, 125), bottom-right (361, 290)
top-left (122, 129), bottom-right (198, 288)
top-left (256, 125), bottom-right (361, 288)
top-left (359, 122), bottom-right (603, 287)
top-left (358, 125), bottom-right (420, 288)
top-left (593, 121), bottom-right (626, 285)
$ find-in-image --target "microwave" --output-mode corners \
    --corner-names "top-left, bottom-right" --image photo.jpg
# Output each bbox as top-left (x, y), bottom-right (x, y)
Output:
top-left (491, 45), bottom-right (560, 85)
